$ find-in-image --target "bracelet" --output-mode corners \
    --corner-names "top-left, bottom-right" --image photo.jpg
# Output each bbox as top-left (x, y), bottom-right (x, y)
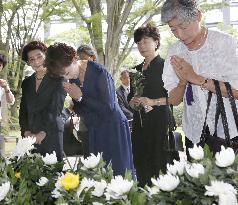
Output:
top-left (200, 78), bottom-right (208, 90)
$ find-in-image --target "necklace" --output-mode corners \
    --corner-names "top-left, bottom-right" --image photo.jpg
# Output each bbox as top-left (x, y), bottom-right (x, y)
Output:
top-left (188, 27), bottom-right (208, 51)
top-left (35, 74), bottom-right (45, 80)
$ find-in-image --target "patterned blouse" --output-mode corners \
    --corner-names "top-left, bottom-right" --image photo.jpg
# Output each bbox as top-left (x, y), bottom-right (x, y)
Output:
top-left (163, 29), bottom-right (238, 143)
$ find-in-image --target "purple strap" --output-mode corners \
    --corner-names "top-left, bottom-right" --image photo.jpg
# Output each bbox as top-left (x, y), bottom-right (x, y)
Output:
top-left (186, 82), bottom-right (194, 105)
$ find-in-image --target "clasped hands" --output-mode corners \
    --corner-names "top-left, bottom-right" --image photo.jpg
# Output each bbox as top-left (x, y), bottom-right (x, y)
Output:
top-left (170, 55), bottom-right (199, 85)
top-left (129, 96), bottom-right (155, 108)
top-left (63, 82), bottom-right (82, 100)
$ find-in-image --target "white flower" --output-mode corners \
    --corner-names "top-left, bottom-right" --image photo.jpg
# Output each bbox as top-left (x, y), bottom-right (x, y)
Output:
top-left (151, 173), bottom-right (179, 192)
top-left (215, 146), bottom-right (235, 168)
top-left (0, 182), bottom-right (10, 201)
top-left (185, 163), bottom-right (205, 178)
top-left (51, 173), bottom-right (64, 198)
top-left (104, 176), bottom-right (133, 200)
top-left (36, 177), bottom-right (49, 186)
top-left (129, 69), bottom-right (137, 73)
top-left (42, 151), bottom-right (58, 165)
top-left (205, 181), bottom-right (237, 205)
top-left (76, 178), bottom-right (95, 197)
top-left (92, 202), bottom-right (103, 205)
top-left (167, 159), bottom-right (186, 176)
top-left (92, 180), bottom-right (107, 197)
top-left (178, 151), bottom-right (187, 162)
top-left (218, 193), bottom-right (238, 205)
top-left (10, 137), bottom-right (36, 159)
top-left (80, 153), bottom-right (101, 170)
top-left (188, 144), bottom-right (204, 160)
top-left (145, 185), bottom-right (160, 197)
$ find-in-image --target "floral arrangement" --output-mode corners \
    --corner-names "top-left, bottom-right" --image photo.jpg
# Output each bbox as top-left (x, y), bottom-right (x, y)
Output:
top-left (130, 69), bottom-right (153, 127)
top-left (129, 69), bottom-right (144, 98)
top-left (0, 137), bottom-right (237, 205)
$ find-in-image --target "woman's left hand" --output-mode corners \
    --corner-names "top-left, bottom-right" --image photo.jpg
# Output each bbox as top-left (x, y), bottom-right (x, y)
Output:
top-left (35, 131), bottom-right (46, 144)
top-left (140, 97), bottom-right (155, 106)
top-left (63, 82), bottom-right (82, 100)
top-left (170, 55), bottom-right (198, 84)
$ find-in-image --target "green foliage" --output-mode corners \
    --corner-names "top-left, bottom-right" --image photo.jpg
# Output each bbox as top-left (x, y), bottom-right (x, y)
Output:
top-left (217, 22), bottom-right (238, 38)
top-left (9, 116), bottom-right (20, 131)
top-left (130, 70), bottom-right (144, 97)
top-left (173, 103), bottom-right (183, 127)
top-left (46, 26), bottom-right (91, 47)
top-left (149, 147), bottom-right (238, 205)
top-left (0, 141), bottom-right (238, 204)
top-left (200, 1), bottom-right (228, 12)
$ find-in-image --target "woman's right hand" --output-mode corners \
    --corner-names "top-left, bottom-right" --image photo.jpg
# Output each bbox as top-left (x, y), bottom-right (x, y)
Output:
top-left (63, 82), bottom-right (82, 100)
top-left (129, 97), bottom-right (141, 108)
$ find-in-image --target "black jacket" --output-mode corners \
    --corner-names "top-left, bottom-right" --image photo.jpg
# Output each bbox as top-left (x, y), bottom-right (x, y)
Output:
top-left (116, 85), bottom-right (133, 120)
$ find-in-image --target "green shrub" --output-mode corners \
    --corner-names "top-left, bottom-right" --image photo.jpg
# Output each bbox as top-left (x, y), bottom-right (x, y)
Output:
top-left (173, 103), bottom-right (183, 126)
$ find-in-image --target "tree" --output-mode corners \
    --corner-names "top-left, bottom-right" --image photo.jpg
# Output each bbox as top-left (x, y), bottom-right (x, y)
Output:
top-left (70, 0), bottom-right (227, 77)
top-left (70, 0), bottom-right (163, 76)
top-left (0, 0), bottom-right (67, 130)
top-left (46, 26), bottom-right (91, 46)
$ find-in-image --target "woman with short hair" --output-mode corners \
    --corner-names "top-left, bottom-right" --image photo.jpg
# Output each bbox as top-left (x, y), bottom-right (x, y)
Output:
top-left (129, 24), bottom-right (169, 187)
top-left (19, 41), bottom-right (66, 160)
top-left (161, 0), bottom-right (238, 155)
top-left (45, 42), bottom-right (134, 177)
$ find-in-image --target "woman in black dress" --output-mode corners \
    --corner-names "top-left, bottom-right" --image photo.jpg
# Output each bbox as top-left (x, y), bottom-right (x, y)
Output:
top-left (129, 24), bottom-right (169, 187)
top-left (19, 41), bottom-right (66, 160)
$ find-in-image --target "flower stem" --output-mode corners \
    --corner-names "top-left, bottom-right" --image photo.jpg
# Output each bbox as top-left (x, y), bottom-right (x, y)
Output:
top-left (139, 110), bottom-right (143, 128)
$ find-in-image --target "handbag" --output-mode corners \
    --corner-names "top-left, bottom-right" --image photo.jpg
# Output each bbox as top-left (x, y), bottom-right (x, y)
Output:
top-left (199, 79), bottom-right (238, 154)
top-left (164, 98), bottom-right (184, 164)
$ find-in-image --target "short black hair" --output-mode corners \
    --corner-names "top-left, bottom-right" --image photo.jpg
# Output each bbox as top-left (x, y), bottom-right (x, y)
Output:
top-left (21, 41), bottom-right (47, 63)
top-left (45, 42), bottom-right (77, 78)
top-left (134, 23), bottom-right (160, 50)
top-left (0, 54), bottom-right (7, 68)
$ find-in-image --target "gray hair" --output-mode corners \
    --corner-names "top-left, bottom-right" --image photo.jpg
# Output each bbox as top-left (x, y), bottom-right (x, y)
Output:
top-left (161, 0), bottom-right (200, 24)
top-left (120, 70), bottom-right (129, 76)
top-left (77, 44), bottom-right (95, 56)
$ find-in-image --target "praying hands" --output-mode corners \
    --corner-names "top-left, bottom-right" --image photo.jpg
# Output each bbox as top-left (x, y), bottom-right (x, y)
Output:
top-left (170, 55), bottom-right (198, 84)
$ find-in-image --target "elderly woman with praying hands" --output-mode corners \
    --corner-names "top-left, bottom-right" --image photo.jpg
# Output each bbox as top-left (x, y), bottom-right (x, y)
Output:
top-left (154, 0), bottom-right (238, 159)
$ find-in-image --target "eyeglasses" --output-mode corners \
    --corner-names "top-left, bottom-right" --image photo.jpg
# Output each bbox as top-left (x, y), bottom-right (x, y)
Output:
top-left (28, 55), bottom-right (44, 64)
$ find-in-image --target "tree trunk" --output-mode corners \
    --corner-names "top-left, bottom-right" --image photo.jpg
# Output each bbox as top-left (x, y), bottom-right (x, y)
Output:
top-left (105, 0), bottom-right (134, 75)
top-left (87, 0), bottom-right (104, 64)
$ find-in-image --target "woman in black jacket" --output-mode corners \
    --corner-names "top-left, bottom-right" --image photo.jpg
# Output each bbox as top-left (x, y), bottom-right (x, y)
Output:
top-left (19, 41), bottom-right (66, 160)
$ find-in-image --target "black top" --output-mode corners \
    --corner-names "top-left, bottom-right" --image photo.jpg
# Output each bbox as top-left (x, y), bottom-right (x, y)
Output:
top-left (130, 55), bottom-right (169, 187)
top-left (19, 73), bottom-right (66, 159)
top-left (129, 55), bottom-right (167, 104)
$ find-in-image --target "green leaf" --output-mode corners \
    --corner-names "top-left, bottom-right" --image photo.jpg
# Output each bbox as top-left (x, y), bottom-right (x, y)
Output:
top-left (203, 144), bottom-right (213, 159)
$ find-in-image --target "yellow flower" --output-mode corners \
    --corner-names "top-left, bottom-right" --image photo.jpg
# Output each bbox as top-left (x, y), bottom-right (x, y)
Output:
top-left (60, 172), bottom-right (80, 190)
top-left (15, 172), bottom-right (21, 179)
